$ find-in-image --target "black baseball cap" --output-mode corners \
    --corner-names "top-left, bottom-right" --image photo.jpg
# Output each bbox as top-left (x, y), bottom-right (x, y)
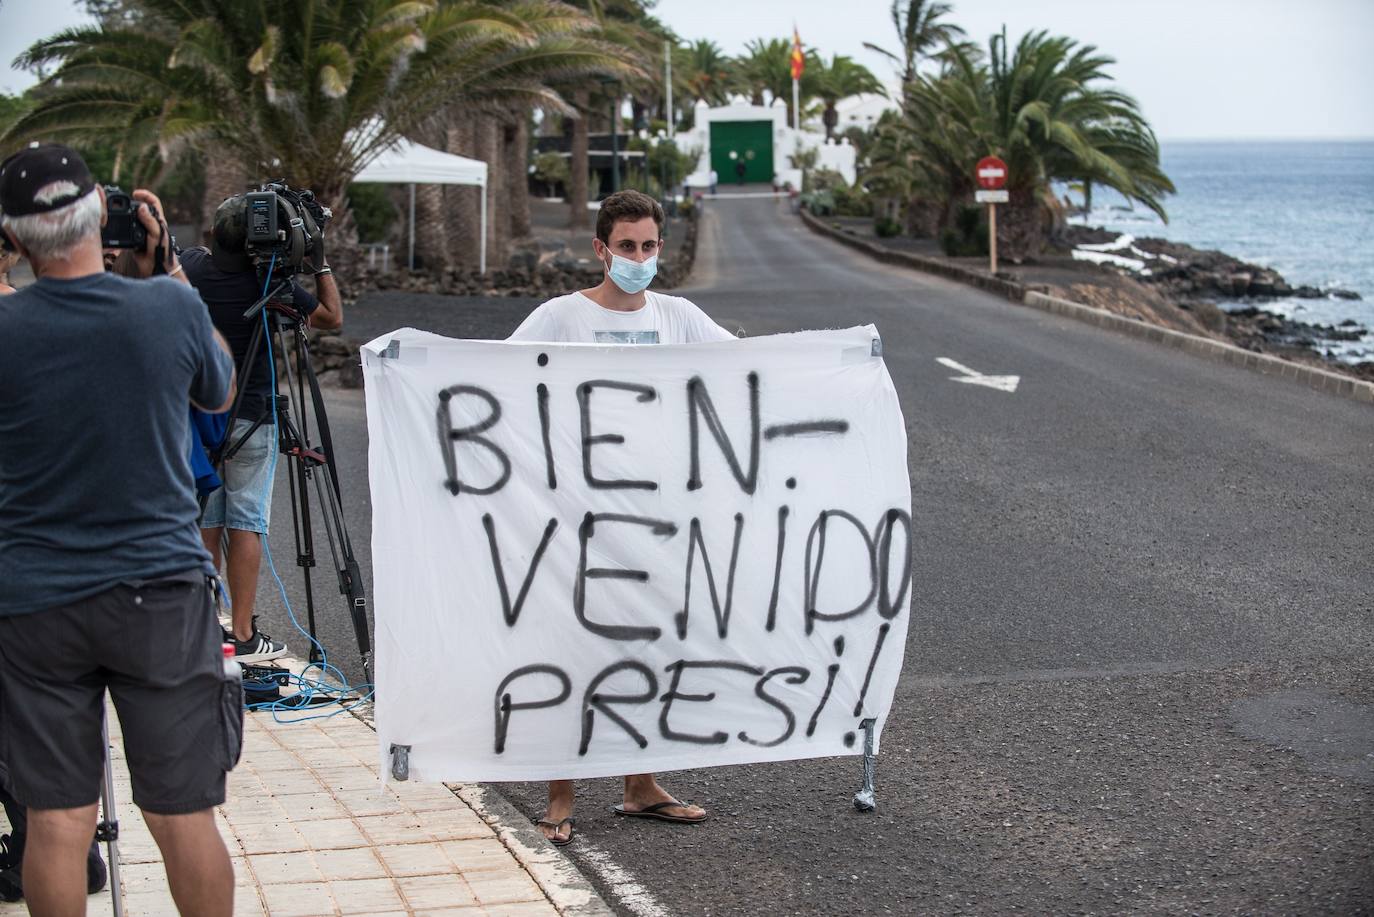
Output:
top-left (0, 143), bottom-right (96, 217)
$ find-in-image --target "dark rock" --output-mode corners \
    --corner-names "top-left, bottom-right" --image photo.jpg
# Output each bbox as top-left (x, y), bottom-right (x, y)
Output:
top-left (1331, 288), bottom-right (1362, 300)
top-left (507, 243), bottom-right (541, 276)
top-left (1293, 285), bottom-right (1323, 298)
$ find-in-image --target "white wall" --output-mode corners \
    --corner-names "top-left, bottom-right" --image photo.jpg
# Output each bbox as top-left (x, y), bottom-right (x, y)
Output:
top-left (683, 99), bottom-right (857, 189)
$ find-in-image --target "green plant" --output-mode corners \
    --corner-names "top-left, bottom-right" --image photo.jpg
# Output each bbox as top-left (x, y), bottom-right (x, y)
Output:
top-left (801, 190), bottom-right (835, 216)
top-left (811, 54), bottom-right (885, 140)
top-left (864, 0), bottom-right (966, 88)
top-left (806, 167), bottom-right (847, 193)
top-left (833, 183), bottom-right (872, 217)
top-left (5, 0), bottom-right (636, 216)
top-left (939, 204), bottom-right (988, 256)
top-left (345, 182), bottom-right (397, 243)
top-left (532, 151), bottom-right (570, 197)
top-left (903, 28), bottom-right (1174, 258)
top-left (874, 216), bottom-right (901, 237)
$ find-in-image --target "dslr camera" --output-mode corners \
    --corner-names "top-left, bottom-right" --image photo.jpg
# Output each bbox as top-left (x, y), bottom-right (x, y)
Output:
top-left (101, 185), bottom-right (149, 250)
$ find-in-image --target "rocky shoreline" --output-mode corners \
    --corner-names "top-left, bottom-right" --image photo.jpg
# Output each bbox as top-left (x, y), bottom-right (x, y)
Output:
top-left (1061, 226), bottom-right (1372, 380)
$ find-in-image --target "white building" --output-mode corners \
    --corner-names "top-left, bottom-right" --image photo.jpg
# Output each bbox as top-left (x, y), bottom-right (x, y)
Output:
top-left (681, 99), bottom-right (857, 191)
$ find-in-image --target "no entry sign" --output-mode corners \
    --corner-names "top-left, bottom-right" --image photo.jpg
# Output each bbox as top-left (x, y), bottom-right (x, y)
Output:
top-left (976, 156), bottom-right (1007, 190)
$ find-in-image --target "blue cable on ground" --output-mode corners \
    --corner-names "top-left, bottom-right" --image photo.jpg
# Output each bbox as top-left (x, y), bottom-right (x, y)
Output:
top-left (223, 255), bottom-right (374, 722)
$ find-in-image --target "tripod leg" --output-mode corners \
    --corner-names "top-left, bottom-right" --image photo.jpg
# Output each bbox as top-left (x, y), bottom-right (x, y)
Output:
top-left (98, 711), bottom-right (123, 917)
top-left (308, 464), bottom-right (373, 684)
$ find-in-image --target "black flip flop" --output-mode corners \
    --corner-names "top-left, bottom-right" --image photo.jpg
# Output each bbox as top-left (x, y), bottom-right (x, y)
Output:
top-left (612, 799), bottom-right (707, 824)
top-left (534, 815), bottom-right (575, 846)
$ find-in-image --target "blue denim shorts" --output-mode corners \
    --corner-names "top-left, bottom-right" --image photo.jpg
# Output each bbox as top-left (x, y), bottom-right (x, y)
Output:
top-left (200, 418), bottom-right (276, 533)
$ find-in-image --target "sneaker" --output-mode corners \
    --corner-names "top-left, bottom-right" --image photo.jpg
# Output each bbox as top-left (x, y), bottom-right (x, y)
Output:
top-left (86, 839), bottom-right (106, 894)
top-left (227, 617), bottom-right (288, 663)
top-left (0, 833), bottom-right (23, 902)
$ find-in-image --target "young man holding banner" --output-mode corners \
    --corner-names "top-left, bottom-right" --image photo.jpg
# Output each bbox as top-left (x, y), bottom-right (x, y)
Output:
top-left (508, 189), bottom-right (731, 845)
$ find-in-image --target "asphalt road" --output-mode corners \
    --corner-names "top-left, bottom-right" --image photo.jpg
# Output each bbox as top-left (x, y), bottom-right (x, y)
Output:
top-left (255, 193), bottom-right (1373, 914)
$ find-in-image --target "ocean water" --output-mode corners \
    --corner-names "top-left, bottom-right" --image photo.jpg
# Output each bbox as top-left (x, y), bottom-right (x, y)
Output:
top-left (1069, 140), bottom-right (1374, 363)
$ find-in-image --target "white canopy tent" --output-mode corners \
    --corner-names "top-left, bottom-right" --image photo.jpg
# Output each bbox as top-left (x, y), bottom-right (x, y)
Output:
top-left (353, 139), bottom-right (488, 273)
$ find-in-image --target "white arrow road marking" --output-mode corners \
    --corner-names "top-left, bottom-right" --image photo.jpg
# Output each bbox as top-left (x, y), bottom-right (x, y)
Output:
top-left (936, 357), bottom-right (1021, 393)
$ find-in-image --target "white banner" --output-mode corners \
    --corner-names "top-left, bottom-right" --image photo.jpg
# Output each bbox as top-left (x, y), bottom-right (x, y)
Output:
top-left (362, 325), bottom-right (911, 782)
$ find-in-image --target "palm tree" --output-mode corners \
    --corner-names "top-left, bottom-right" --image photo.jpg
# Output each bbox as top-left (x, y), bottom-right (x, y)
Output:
top-left (554, 0), bottom-right (654, 227)
top-left (812, 55), bottom-right (885, 140)
top-left (680, 39), bottom-right (735, 108)
top-left (5, 0), bottom-right (633, 268)
top-left (863, 0), bottom-right (964, 90)
top-left (906, 28), bottom-right (1173, 258)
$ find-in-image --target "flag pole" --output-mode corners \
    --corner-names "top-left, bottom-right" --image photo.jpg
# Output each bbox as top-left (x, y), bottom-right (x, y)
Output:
top-left (792, 77), bottom-right (799, 132)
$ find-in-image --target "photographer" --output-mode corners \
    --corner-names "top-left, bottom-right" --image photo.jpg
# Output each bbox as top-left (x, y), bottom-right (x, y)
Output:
top-left (0, 144), bottom-right (239, 914)
top-left (0, 248), bottom-right (17, 293)
top-left (182, 195), bottom-right (343, 663)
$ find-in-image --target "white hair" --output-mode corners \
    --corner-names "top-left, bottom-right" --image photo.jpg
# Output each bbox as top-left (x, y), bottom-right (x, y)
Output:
top-left (0, 186), bottom-right (102, 261)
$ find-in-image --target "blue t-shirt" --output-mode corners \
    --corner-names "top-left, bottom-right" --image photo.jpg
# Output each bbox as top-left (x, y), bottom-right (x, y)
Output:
top-left (0, 272), bottom-right (235, 616)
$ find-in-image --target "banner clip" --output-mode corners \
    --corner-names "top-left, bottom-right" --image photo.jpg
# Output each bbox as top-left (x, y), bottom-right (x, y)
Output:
top-left (852, 718), bottom-right (877, 812)
top-left (389, 743), bottom-right (411, 781)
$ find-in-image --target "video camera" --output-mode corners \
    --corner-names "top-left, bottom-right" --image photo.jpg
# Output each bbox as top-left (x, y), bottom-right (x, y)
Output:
top-left (242, 181), bottom-right (330, 285)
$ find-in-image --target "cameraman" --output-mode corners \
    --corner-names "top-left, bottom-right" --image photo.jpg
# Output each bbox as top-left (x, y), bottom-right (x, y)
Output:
top-left (181, 195), bottom-right (343, 662)
top-left (0, 144), bottom-right (238, 915)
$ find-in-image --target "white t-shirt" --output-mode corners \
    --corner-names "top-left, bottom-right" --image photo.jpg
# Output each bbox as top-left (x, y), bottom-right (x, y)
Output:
top-left (508, 290), bottom-right (735, 345)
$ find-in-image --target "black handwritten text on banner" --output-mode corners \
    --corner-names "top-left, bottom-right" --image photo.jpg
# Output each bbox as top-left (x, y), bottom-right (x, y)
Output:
top-left (362, 326), bottom-right (911, 782)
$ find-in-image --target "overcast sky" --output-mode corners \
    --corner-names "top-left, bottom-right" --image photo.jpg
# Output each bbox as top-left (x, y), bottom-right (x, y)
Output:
top-left (3, 0), bottom-right (1372, 140)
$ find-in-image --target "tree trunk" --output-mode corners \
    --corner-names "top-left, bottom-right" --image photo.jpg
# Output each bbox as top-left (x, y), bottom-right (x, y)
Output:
top-left (479, 116), bottom-right (506, 269)
top-left (822, 105), bottom-right (838, 141)
top-left (905, 197), bottom-right (942, 238)
top-left (317, 180), bottom-right (359, 288)
top-left (998, 188), bottom-right (1047, 262)
top-left (199, 153), bottom-right (251, 240)
top-left (444, 118), bottom-right (481, 270)
top-left (569, 89), bottom-right (590, 231)
top-left (505, 113), bottom-right (531, 241)
top-left (412, 184), bottom-right (451, 271)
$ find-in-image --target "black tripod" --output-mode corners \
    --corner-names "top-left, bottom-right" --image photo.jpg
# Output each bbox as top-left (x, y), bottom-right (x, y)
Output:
top-left (209, 278), bottom-right (372, 686)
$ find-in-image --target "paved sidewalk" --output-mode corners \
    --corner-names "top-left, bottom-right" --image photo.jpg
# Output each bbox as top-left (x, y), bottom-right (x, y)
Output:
top-left (0, 704), bottom-right (602, 916)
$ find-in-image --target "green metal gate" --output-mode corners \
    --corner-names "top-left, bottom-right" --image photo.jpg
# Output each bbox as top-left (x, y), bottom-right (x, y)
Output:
top-left (709, 121), bottom-right (774, 184)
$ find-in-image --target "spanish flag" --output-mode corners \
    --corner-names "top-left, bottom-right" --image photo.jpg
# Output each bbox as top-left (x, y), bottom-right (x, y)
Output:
top-left (790, 25), bottom-right (805, 81)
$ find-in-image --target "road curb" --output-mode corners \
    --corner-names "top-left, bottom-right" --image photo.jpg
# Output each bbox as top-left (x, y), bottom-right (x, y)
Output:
top-left (1022, 291), bottom-right (1374, 404)
top-left (343, 702), bottom-right (614, 916)
top-left (798, 207), bottom-right (1374, 406)
top-left (799, 207), bottom-right (1027, 302)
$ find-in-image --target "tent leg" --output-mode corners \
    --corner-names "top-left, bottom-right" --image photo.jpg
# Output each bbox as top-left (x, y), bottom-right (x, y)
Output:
top-left (479, 183), bottom-right (487, 276)
top-left (408, 183), bottom-right (416, 271)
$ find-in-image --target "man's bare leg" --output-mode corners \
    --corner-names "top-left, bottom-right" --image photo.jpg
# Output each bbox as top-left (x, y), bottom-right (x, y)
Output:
top-left (23, 804), bottom-right (96, 917)
top-left (622, 774), bottom-right (706, 820)
top-left (539, 780), bottom-right (575, 843)
top-left (224, 528), bottom-right (262, 641)
top-left (143, 808), bottom-right (233, 917)
top-left (200, 526), bottom-right (223, 570)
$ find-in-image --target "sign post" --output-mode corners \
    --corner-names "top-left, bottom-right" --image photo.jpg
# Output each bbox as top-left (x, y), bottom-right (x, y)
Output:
top-left (974, 156), bottom-right (1008, 275)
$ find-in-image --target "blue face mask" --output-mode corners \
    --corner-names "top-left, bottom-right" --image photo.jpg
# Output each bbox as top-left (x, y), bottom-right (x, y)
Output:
top-left (606, 252), bottom-right (657, 294)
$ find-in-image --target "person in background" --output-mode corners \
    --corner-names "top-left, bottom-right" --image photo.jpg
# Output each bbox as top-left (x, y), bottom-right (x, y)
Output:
top-left (0, 248), bottom-right (17, 294)
top-left (182, 196), bottom-right (343, 662)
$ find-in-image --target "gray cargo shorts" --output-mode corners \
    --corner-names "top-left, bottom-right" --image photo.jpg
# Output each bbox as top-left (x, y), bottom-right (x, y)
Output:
top-left (0, 570), bottom-right (243, 814)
